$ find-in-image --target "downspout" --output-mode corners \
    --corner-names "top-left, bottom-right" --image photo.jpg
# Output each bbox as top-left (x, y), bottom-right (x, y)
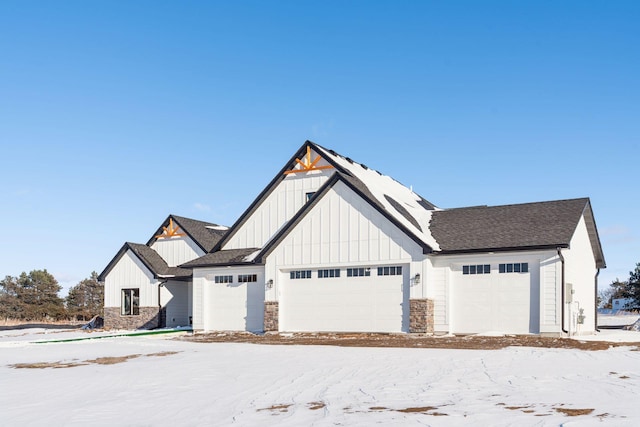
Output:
top-left (158, 280), bottom-right (168, 329)
top-left (595, 268), bottom-right (601, 332)
top-left (557, 248), bottom-right (568, 334)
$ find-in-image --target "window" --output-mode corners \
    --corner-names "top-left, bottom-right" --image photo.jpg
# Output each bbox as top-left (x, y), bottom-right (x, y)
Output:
top-left (238, 274), bottom-right (258, 282)
top-left (214, 275), bottom-right (233, 284)
top-left (377, 266), bottom-right (403, 276)
top-left (121, 288), bottom-right (139, 316)
top-left (462, 264), bottom-right (491, 275)
top-left (306, 192), bottom-right (315, 202)
top-left (347, 267), bottom-right (371, 277)
top-left (499, 263), bottom-right (529, 274)
top-left (318, 269), bottom-right (340, 278)
top-left (289, 270), bottom-right (312, 279)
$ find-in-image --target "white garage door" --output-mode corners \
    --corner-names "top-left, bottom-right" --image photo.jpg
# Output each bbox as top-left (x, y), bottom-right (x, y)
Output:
top-left (205, 281), bottom-right (264, 332)
top-left (451, 264), bottom-right (533, 334)
top-left (280, 268), bottom-right (409, 333)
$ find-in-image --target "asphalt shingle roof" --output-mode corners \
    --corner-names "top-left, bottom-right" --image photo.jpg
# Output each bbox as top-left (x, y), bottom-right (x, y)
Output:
top-left (149, 215), bottom-right (227, 253)
top-left (180, 248), bottom-right (261, 268)
top-left (127, 243), bottom-right (192, 278)
top-left (429, 198), bottom-right (590, 252)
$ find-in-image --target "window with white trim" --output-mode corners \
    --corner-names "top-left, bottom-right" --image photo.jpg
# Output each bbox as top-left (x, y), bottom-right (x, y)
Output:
top-left (121, 288), bottom-right (139, 316)
top-left (499, 263), bottom-right (529, 273)
top-left (290, 270), bottom-right (312, 279)
top-left (214, 275), bottom-right (233, 284)
top-left (462, 264), bottom-right (491, 275)
top-left (318, 269), bottom-right (340, 278)
top-left (347, 267), bottom-right (371, 277)
top-left (238, 274), bottom-right (258, 282)
top-left (377, 266), bottom-right (402, 276)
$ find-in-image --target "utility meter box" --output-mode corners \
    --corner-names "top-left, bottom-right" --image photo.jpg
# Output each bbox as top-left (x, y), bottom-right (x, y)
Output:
top-left (565, 282), bottom-right (574, 303)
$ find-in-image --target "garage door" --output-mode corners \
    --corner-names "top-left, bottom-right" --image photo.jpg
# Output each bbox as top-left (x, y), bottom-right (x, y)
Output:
top-left (280, 267), bottom-right (409, 333)
top-left (205, 281), bottom-right (264, 332)
top-left (451, 264), bottom-right (533, 334)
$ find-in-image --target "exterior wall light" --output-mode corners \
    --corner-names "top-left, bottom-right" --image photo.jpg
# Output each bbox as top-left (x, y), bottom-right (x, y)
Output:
top-left (266, 279), bottom-right (273, 289)
top-left (414, 273), bottom-right (421, 285)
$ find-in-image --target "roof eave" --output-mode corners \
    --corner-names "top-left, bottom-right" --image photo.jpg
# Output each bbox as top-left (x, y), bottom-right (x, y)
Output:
top-left (581, 200), bottom-right (607, 269)
top-left (188, 261), bottom-right (264, 269)
top-left (432, 243), bottom-right (570, 256)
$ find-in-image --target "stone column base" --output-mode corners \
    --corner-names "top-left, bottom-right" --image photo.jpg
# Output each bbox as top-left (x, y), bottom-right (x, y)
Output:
top-left (264, 301), bottom-right (279, 332)
top-left (409, 299), bottom-right (434, 333)
top-left (104, 306), bottom-right (160, 330)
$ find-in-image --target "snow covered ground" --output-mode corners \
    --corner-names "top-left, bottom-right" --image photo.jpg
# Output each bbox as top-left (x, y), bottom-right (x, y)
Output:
top-left (1, 328), bottom-right (639, 426)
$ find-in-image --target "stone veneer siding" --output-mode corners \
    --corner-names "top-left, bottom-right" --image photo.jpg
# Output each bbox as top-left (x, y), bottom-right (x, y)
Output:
top-left (104, 306), bottom-right (161, 330)
top-left (409, 299), bottom-right (434, 333)
top-left (264, 301), bottom-right (279, 332)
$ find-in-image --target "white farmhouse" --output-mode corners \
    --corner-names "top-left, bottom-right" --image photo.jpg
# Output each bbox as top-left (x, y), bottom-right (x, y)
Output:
top-left (99, 141), bottom-right (606, 336)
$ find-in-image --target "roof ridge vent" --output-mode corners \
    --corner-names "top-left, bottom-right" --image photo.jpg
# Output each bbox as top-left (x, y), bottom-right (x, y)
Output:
top-left (346, 157), bottom-right (354, 164)
top-left (361, 163), bottom-right (368, 170)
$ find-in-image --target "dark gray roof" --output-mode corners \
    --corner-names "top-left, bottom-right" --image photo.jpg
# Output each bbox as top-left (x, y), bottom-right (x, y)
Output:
top-left (148, 215), bottom-right (227, 252)
top-left (429, 198), bottom-right (605, 267)
top-left (98, 242), bottom-right (192, 281)
top-left (180, 248), bottom-right (261, 268)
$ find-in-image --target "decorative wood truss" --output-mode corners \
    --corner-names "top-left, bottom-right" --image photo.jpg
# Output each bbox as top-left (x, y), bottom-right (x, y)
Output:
top-left (155, 218), bottom-right (186, 239)
top-left (284, 146), bottom-right (334, 175)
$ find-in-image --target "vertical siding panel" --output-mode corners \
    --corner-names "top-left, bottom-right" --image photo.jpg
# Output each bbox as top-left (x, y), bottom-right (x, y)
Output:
top-left (330, 193), bottom-right (340, 264)
top-left (271, 182), bottom-right (421, 271)
top-left (223, 171), bottom-right (331, 250)
top-left (339, 196), bottom-right (349, 263)
top-left (151, 238), bottom-right (203, 267)
top-left (543, 259), bottom-right (557, 325)
top-left (192, 276), bottom-right (203, 329)
top-left (302, 216), bottom-right (311, 264)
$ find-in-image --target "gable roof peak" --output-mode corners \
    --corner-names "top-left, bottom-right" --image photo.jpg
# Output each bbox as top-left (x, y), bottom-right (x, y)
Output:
top-left (215, 140), bottom-right (441, 253)
top-left (98, 241), bottom-right (192, 281)
top-left (148, 214), bottom-right (227, 252)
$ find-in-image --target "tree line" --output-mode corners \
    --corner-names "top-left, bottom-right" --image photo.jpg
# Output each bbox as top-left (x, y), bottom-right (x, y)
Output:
top-left (600, 262), bottom-right (640, 310)
top-left (0, 270), bottom-right (104, 322)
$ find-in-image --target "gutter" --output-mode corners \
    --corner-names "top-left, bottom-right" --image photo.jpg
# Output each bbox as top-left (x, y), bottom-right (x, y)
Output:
top-left (557, 248), bottom-right (569, 334)
top-left (158, 280), bottom-right (168, 328)
top-left (595, 268), bottom-right (601, 332)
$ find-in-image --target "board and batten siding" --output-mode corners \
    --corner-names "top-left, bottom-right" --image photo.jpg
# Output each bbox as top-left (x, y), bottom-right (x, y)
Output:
top-left (151, 237), bottom-right (204, 267)
top-left (426, 258), bottom-right (449, 331)
top-left (192, 275), bottom-right (204, 330)
top-left (104, 250), bottom-right (158, 307)
top-left (264, 180), bottom-right (424, 299)
top-left (540, 253), bottom-right (560, 332)
top-left (223, 169), bottom-right (334, 250)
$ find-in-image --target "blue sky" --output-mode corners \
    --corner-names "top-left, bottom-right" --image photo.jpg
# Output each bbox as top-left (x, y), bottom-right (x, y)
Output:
top-left (1, 1), bottom-right (638, 295)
